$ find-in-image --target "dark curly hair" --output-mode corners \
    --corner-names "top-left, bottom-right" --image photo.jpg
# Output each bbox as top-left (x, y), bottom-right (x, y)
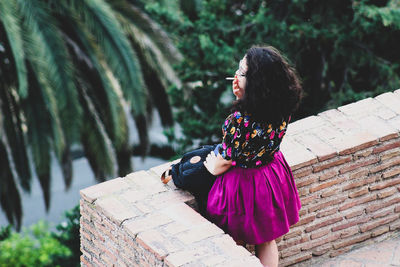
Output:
top-left (232, 46), bottom-right (303, 125)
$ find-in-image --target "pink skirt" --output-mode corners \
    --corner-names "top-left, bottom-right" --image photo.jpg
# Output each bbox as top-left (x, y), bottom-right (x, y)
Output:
top-left (206, 150), bottom-right (301, 245)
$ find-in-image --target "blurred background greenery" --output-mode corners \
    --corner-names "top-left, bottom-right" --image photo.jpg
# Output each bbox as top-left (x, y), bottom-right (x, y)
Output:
top-left (0, 0), bottom-right (399, 265)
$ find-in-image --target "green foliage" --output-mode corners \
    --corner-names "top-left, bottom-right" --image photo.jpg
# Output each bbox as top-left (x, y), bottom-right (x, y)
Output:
top-left (0, 221), bottom-right (71, 267)
top-left (0, 0), bottom-right (182, 227)
top-left (145, 0), bottom-right (400, 152)
top-left (0, 225), bottom-right (11, 242)
top-left (52, 205), bottom-right (80, 267)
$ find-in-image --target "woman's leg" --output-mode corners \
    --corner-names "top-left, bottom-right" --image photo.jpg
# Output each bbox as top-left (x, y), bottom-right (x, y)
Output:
top-left (255, 239), bottom-right (279, 267)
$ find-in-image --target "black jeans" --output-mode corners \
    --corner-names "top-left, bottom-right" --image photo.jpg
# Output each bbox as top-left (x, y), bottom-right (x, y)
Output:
top-left (171, 144), bottom-right (218, 216)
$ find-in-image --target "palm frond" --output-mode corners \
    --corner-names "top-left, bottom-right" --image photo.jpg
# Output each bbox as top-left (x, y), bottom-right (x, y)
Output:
top-left (57, 0), bottom-right (147, 117)
top-left (110, 1), bottom-right (183, 64)
top-left (63, 24), bottom-right (133, 174)
top-left (0, 84), bottom-right (31, 192)
top-left (0, 140), bottom-right (22, 230)
top-left (22, 64), bottom-right (55, 211)
top-left (61, 145), bottom-right (73, 189)
top-left (0, 0), bottom-right (28, 98)
top-left (79, 82), bottom-right (117, 181)
top-left (17, 0), bottom-right (82, 145)
top-left (66, 25), bottom-right (129, 149)
top-left (116, 14), bottom-right (181, 126)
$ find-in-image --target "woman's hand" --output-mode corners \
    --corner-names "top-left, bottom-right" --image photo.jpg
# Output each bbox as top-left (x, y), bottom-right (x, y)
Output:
top-left (203, 152), bottom-right (232, 176)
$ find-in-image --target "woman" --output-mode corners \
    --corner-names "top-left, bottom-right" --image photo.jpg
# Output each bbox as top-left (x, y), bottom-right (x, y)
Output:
top-left (204, 46), bottom-right (303, 267)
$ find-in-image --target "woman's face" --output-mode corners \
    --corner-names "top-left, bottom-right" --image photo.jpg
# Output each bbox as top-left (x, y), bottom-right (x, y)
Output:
top-left (233, 56), bottom-right (247, 100)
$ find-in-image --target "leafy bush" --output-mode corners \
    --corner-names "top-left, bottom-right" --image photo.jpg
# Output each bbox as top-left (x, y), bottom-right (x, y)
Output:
top-left (0, 221), bottom-right (71, 267)
top-left (144, 0), bottom-right (400, 152)
top-left (0, 225), bottom-right (11, 241)
top-left (52, 205), bottom-right (80, 267)
top-left (0, 205), bottom-right (81, 267)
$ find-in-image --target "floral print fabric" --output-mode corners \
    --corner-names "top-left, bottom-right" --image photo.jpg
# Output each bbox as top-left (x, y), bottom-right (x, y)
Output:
top-left (219, 111), bottom-right (290, 168)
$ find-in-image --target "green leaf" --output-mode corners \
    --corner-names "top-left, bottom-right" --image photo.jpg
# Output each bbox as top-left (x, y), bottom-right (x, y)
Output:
top-left (0, 0), bottom-right (28, 98)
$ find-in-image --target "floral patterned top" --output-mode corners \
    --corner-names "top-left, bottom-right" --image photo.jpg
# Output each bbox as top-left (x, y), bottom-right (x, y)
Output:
top-left (218, 111), bottom-right (291, 168)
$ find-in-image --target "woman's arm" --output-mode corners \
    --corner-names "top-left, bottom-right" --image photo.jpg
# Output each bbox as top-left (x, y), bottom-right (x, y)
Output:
top-left (203, 152), bottom-right (232, 176)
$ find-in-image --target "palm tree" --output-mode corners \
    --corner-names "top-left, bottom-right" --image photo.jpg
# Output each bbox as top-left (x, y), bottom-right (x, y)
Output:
top-left (0, 0), bottom-right (182, 229)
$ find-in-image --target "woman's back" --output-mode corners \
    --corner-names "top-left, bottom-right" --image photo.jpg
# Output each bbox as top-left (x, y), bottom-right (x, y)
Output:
top-left (219, 111), bottom-right (291, 168)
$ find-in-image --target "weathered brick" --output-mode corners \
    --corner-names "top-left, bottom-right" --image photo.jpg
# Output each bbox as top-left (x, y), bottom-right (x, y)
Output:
top-left (308, 196), bottom-right (347, 213)
top-left (360, 214), bottom-right (399, 233)
top-left (285, 148), bottom-right (318, 171)
top-left (136, 230), bottom-right (182, 260)
top-left (348, 188), bottom-right (369, 198)
top-left (120, 190), bottom-right (147, 203)
top-left (312, 243), bottom-right (332, 256)
top-left (124, 213), bottom-right (173, 236)
top-left (283, 229), bottom-right (303, 240)
top-left (301, 233), bottom-right (340, 250)
top-left (300, 195), bottom-right (318, 205)
top-left (335, 133), bottom-right (379, 156)
top-left (125, 170), bottom-right (168, 195)
top-left (313, 156), bottom-right (352, 173)
top-left (344, 209), bottom-right (364, 219)
top-left (332, 232), bottom-right (371, 249)
top-left (309, 177), bottom-right (346, 193)
top-left (316, 207), bottom-right (338, 218)
top-left (279, 252), bottom-right (312, 267)
top-left (80, 255), bottom-right (93, 267)
top-left (295, 214), bottom-right (316, 227)
top-left (381, 149), bottom-right (400, 161)
top-left (339, 157), bottom-right (379, 174)
top-left (338, 194), bottom-right (377, 212)
top-left (200, 255), bottom-right (226, 266)
top-left (278, 236), bottom-right (309, 250)
top-left (343, 175), bottom-right (376, 191)
top-left (382, 167), bottom-right (400, 179)
top-left (310, 228), bottom-right (331, 240)
top-left (293, 166), bottom-right (313, 179)
top-left (370, 157), bottom-right (400, 174)
top-left (390, 220), bottom-right (400, 231)
top-left (365, 196), bottom-right (400, 213)
top-left (80, 178), bottom-right (129, 203)
top-left (372, 226), bottom-right (390, 237)
top-left (339, 226), bottom-right (359, 238)
top-left (337, 97), bottom-right (378, 116)
top-left (372, 140), bottom-right (400, 154)
top-left (332, 216), bottom-right (370, 232)
top-left (377, 187), bottom-right (397, 199)
top-left (349, 169), bottom-right (370, 180)
top-left (319, 169), bottom-right (338, 181)
top-left (212, 234), bottom-right (253, 259)
top-left (294, 133), bottom-right (337, 162)
top-left (176, 223), bottom-right (223, 245)
top-left (96, 196), bottom-right (138, 225)
top-left (354, 148), bottom-right (374, 160)
top-left (369, 177), bottom-right (400, 191)
top-left (214, 256), bottom-right (263, 267)
top-left (80, 228), bottom-right (93, 242)
top-left (100, 252), bottom-right (117, 266)
top-left (296, 175), bottom-right (318, 188)
top-left (321, 188), bottom-right (341, 198)
top-left (375, 92), bottom-right (400, 114)
top-left (305, 216), bottom-right (343, 233)
top-left (395, 205), bottom-right (400, 213)
top-left (357, 115), bottom-right (398, 141)
top-left (134, 202), bottom-right (152, 214)
top-left (329, 247), bottom-right (352, 257)
top-left (299, 208), bottom-right (308, 216)
top-left (281, 246), bottom-right (302, 258)
top-left (298, 187), bottom-right (309, 197)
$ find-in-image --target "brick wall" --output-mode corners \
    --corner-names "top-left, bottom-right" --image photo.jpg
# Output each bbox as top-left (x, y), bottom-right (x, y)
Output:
top-left (80, 89), bottom-right (400, 267)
